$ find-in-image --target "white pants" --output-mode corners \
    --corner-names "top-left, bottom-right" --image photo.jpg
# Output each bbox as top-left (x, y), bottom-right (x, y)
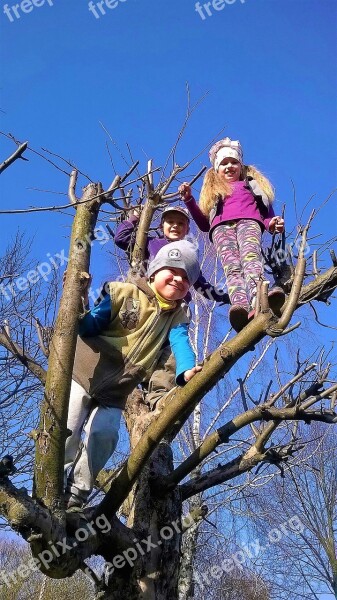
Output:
top-left (65, 380), bottom-right (122, 503)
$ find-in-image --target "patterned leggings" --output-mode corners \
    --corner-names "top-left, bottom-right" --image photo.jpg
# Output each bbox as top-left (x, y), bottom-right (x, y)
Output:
top-left (213, 219), bottom-right (264, 308)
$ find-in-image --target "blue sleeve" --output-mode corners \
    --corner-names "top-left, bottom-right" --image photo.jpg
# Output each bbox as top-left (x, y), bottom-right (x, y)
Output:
top-left (78, 294), bottom-right (111, 337)
top-left (169, 323), bottom-right (195, 386)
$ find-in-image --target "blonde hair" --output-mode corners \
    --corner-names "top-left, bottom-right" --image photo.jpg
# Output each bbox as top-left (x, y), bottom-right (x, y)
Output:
top-left (199, 164), bottom-right (275, 218)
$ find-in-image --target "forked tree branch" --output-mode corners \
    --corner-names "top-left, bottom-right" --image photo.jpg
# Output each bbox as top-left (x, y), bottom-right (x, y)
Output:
top-left (0, 477), bottom-right (136, 579)
top-left (162, 396), bottom-right (337, 496)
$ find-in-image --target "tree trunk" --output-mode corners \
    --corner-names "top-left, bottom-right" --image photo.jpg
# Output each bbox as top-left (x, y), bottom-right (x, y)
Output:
top-left (178, 509), bottom-right (198, 600)
top-left (99, 392), bottom-right (183, 600)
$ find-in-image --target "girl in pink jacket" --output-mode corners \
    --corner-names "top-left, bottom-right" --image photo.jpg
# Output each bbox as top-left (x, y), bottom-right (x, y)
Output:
top-left (179, 138), bottom-right (285, 332)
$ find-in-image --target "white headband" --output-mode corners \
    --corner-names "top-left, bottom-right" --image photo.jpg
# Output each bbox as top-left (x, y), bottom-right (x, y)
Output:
top-left (210, 138), bottom-right (243, 172)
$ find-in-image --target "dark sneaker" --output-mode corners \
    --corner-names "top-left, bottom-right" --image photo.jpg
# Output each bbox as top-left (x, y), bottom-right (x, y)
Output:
top-left (229, 305), bottom-right (249, 333)
top-left (268, 287), bottom-right (286, 317)
top-left (65, 493), bottom-right (85, 511)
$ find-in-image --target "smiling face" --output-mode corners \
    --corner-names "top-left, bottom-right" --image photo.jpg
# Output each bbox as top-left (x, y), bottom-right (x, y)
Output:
top-left (161, 212), bottom-right (190, 241)
top-left (217, 157), bottom-right (242, 183)
top-left (152, 267), bottom-right (190, 301)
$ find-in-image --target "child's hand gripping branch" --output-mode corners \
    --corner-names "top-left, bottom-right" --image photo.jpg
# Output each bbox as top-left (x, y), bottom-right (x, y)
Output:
top-left (178, 183), bottom-right (193, 202)
top-left (268, 216), bottom-right (285, 234)
top-left (184, 365), bottom-right (203, 382)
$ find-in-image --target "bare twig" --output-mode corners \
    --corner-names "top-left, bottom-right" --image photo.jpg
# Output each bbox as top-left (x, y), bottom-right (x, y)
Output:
top-left (162, 166), bottom-right (207, 200)
top-left (68, 170), bottom-right (78, 204)
top-left (265, 364), bottom-right (317, 407)
top-left (238, 377), bottom-right (260, 437)
top-left (0, 141), bottom-right (28, 174)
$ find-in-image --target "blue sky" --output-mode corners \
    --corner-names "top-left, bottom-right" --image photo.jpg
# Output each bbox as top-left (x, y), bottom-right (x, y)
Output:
top-left (1, 0), bottom-right (336, 257)
top-left (1, 1), bottom-right (337, 594)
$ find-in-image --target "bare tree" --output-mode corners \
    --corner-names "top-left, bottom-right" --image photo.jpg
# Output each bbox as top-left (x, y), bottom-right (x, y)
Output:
top-left (0, 133), bottom-right (336, 600)
top-left (240, 421), bottom-right (337, 599)
top-left (0, 538), bottom-right (96, 599)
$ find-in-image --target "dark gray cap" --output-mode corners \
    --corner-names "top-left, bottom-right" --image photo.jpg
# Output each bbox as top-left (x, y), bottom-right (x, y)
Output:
top-left (147, 240), bottom-right (200, 285)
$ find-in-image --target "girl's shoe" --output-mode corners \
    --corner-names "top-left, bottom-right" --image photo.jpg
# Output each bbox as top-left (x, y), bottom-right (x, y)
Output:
top-left (229, 305), bottom-right (249, 333)
top-left (247, 287), bottom-right (286, 322)
top-left (268, 287), bottom-right (286, 317)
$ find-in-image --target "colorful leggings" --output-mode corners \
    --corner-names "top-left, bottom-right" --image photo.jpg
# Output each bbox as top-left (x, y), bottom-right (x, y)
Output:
top-left (213, 219), bottom-right (264, 308)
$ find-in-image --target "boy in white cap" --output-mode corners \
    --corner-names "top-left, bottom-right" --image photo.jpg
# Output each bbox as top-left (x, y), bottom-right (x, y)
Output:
top-left (115, 205), bottom-right (228, 304)
top-left (64, 240), bottom-right (202, 509)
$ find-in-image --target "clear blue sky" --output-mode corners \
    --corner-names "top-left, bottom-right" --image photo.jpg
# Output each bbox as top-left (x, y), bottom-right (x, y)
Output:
top-left (1, 0), bottom-right (336, 231)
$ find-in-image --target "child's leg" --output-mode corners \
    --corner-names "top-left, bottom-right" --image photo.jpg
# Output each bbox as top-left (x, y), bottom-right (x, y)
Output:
top-left (66, 404), bottom-right (122, 504)
top-left (237, 219), bottom-right (264, 307)
top-left (213, 223), bottom-right (249, 307)
top-left (65, 380), bottom-right (93, 473)
top-left (146, 347), bottom-right (176, 409)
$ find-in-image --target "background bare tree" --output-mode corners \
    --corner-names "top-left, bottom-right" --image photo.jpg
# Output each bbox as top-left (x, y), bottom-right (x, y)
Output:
top-left (0, 232), bottom-right (58, 500)
top-left (241, 421), bottom-right (337, 599)
top-left (0, 538), bottom-right (96, 599)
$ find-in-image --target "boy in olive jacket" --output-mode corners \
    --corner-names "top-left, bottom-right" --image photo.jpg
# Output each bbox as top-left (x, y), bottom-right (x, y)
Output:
top-left (65, 240), bottom-right (202, 508)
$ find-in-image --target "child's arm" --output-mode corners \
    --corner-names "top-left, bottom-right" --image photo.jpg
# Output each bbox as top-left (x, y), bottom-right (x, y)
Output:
top-left (178, 183), bottom-right (210, 232)
top-left (78, 294), bottom-right (111, 337)
top-left (114, 213), bottom-right (140, 250)
top-left (169, 323), bottom-right (202, 385)
top-left (193, 272), bottom-right (230, 304)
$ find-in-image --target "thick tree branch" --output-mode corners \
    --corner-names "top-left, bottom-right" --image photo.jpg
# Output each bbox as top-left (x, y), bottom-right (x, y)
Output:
top-left (34, 163), bottom-right (141, 519)
top-left (0, 478), bottom-right (135, 578)
top-left (163, 402), bottom-right (337, 495)
top-left (34, 182), bottom-right (103, 519)
top-left (0, 477), bottom-right (62, 541)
